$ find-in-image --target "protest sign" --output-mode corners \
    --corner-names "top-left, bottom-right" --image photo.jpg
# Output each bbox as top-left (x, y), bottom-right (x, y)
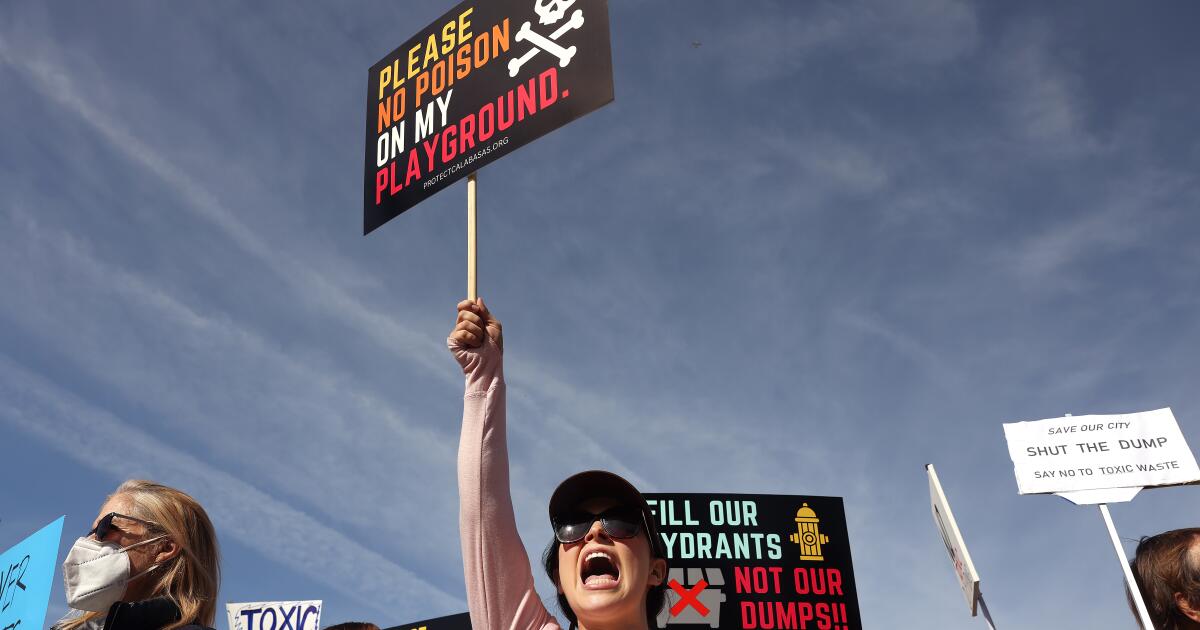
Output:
top-left (0, 516), bottom-right (65, 630)
top-left (382, 612), bottom-right (471, 630)
top-left (1003, 408), bottom-right (1199, 629)
top-left (227, 600), bottom-right (321, 630)
top-left (363, 0), bottom-right (614, 234)
top-left (1002, 408), bottom-right (1200, 496)
top-left (926, 464), bottom-right (998, 628)
top-left (644, 493), bottom-right (861, 630)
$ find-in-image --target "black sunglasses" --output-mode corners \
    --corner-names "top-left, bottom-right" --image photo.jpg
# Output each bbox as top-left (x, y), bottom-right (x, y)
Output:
top-left (88, 512), bottom-right (163, 540)
top-left (552, 507), bottom-right (644, 544)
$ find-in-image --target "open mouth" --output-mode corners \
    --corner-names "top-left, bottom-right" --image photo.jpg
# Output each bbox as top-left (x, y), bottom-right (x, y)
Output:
top-left (581, 551), bottom-right (620, 587)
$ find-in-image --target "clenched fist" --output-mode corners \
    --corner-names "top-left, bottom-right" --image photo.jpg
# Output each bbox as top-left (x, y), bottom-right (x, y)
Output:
top-left (450, 297), bottom-right (503, 353)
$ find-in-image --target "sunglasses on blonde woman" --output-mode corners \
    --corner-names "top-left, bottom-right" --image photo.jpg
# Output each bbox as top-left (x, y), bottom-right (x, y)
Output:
top-left (87, 512), bottom-right (163, 540)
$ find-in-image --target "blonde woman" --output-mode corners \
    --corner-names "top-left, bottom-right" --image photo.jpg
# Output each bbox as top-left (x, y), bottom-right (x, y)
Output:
top-left (57, 480), bottom-right (221, 630)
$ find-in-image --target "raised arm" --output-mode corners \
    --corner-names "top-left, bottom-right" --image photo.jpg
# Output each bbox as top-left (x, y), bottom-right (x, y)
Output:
top-left (449, 299), bottom-right (558, 630)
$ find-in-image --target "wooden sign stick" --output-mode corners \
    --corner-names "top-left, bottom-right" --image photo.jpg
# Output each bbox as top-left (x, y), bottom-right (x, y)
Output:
top-left (467, 172), bottom-right (478, 301)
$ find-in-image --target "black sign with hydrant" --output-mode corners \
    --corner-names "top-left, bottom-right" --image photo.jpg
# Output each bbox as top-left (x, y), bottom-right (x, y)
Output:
top-left (643, 493), bottom-right (862, 630)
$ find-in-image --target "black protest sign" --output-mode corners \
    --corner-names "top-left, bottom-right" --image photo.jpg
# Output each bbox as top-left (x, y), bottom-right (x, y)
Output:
top-left (383, 612), bottom-right (471, 630)
top-left (363, 0), bottom-right (614, 234)
top-left (644, 494), bottom-right (862, 630)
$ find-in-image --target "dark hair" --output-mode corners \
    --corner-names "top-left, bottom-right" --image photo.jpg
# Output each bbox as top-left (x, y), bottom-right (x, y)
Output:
top-left (542, 534), bottom-right (668, 630)
top-left (1128, 528), bottom-right (1200, 629)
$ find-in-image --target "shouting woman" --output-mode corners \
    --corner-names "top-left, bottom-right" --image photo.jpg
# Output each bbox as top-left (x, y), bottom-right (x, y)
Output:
top-left (451, 298), bottom-right (676, 628)
top-left (449, 298), bottom-right (669, 630)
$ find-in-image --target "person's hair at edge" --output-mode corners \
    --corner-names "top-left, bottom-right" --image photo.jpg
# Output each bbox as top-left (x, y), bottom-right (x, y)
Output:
top-left (1128, 528), bottom-right (1200, 630)
top-left (322, 623), bottom-right (380, 630)
top-left (542, 529), bottom-right (668, 630)
top-left (61, 480), bottom-right (221, 630)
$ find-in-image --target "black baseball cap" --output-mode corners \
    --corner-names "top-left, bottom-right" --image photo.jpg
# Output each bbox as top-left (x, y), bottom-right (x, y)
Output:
top-left (548, 470), bottom-right (667, 558)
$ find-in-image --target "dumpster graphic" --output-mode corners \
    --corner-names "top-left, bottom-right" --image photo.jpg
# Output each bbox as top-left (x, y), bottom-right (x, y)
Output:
top-left (657, 567), bottom-right (726, 628)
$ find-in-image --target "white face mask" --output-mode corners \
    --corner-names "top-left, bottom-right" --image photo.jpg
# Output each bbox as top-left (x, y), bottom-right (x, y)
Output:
top-left (62, 535), bottom-right (166, 612)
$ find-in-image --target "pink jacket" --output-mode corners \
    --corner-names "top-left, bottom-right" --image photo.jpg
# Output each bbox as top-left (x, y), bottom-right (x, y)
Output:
top-left (451, 336), bottom-right (562, 630)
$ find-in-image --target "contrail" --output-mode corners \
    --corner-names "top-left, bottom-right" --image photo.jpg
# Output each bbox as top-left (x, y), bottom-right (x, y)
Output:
top-left (0, 356), bottom-right (465, 619)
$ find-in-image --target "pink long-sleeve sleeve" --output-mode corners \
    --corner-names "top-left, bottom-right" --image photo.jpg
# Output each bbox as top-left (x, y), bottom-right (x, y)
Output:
top-left (451, 336), bottom-right (561, 630)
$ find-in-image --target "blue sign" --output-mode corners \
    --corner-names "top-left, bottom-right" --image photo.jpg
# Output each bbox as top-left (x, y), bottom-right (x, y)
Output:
top-left (0, 516), bottom-right (65, 630)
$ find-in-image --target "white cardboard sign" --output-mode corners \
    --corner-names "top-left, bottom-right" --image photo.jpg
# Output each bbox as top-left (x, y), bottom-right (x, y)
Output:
top-left (927, 465), bottom-right (981, 616)
top-left (1002, 408), bottom-right (1200, 495)
top-left (226, 600), bottom-right (321, 630)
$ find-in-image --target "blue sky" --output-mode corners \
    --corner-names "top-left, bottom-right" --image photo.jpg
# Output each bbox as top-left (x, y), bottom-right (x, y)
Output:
top-left (2, 1), bottom-right (1199, 628)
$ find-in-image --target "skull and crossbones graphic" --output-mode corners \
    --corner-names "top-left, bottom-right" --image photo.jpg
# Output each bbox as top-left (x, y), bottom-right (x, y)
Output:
top-left (508, 0), bottom-right (586, 77)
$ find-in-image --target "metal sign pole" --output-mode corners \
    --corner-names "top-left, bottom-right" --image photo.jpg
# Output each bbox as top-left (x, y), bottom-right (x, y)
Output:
top-left (1099, 503), bottom-right (1154, 629)
top-left (977, 593), bottom-right (997, 630)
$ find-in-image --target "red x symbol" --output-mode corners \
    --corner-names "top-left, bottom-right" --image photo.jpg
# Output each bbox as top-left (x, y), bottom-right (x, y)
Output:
top-left (668, 579), bottom-right (710, 617)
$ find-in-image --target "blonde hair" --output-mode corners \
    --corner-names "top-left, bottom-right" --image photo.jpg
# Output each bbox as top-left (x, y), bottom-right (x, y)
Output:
top-left (62, 480), bottom-right (221, 630)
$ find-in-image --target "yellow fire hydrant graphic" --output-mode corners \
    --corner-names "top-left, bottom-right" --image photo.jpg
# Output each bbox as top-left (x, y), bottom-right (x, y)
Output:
top-left (788, 503), bottom-right (830, 561)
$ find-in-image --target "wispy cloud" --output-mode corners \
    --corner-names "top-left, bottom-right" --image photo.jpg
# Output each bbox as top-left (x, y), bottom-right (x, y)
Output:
top-left (2, 26), bottom-right (858, 485)
top-left (834, 307), bottom-right (964, 389)
top-left (999, 171), bottom-right (1187, 289)
top-left (0, 356), bottom-right (463, 619)
top-left (0, 202), bottom-right (482, 600)
top-left (0, 29), bottom-right (659, 496)
top-left (0, 36), bottom-right (451, 381)
top-left (695, 0), bottom-right (978, 85)
top-left (994, 20), bottom-right (1099, 158)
